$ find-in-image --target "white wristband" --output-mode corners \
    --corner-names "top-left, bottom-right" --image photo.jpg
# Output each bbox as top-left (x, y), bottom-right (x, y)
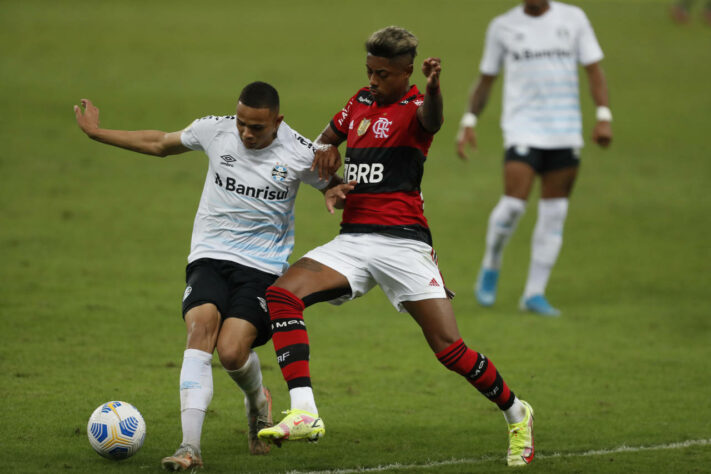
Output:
top-left (460, 112), bottom-right (477, 128)
top-left (596, 106), bottom-right (612, 122)
top-left (312, 142), bottom-right (333, 152)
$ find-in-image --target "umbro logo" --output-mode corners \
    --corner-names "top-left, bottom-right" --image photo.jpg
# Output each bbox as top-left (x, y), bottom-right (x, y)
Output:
top-left (220, 154), bottom-right (236, 167)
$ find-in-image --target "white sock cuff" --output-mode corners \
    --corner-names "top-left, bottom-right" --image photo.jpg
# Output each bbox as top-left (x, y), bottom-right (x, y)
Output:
top-left (226, 350), bottom-right (258, 377)
top-left (184, 348), bottom-right (213, 363)
top-left (500, 195), bottom-right (527, 214)
top-left (289, 386), bottom-right (318, 415)
top-left (539, 198), bottom-right (569, 217)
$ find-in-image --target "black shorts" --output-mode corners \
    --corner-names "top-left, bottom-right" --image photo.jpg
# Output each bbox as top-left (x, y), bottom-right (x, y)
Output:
top-left (182, 258), bottom-right (278, 348)
top-left (504, 146), bottom-right (580, 174)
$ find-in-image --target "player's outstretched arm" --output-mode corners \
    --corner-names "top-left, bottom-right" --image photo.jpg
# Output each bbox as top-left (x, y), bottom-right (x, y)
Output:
top-left (311, 125), bottom-right (345, 181)
top-left (74, 99), bottom-right (190, 157)
top-left (417, 57), bottom-right (443, 134)
top-left (456, 74), bottom-right (497, 161)
top-left (584, 63), bottom-right (613, 148)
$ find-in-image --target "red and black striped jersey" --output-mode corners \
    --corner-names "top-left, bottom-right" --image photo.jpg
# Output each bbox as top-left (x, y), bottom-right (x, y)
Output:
top-left (330, 85), bottom-right (435, 245)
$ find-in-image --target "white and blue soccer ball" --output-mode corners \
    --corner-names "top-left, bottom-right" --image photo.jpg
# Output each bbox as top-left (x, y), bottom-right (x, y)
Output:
top-left (87, 401), bottom-right (146, 460)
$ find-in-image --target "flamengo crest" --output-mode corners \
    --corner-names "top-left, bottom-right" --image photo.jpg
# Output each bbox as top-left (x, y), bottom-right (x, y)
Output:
top-left (372, 117), bottom-right (392, 139)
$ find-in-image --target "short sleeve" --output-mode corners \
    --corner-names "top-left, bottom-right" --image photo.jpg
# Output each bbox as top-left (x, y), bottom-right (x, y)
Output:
top-left (286, 128), bottom-right (329, 190)
top-left (180, 117), bottom-right (216, 151)
top-left (330, 94), bottom-right (356, 138)
top-left (576, 10), bottom-right (604, 65)
top-left (479, 19), bottom-right (505, 75)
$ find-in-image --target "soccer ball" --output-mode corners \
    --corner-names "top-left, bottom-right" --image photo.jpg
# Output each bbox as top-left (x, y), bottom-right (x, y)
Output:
top-left (87, 401), bottom-right (146, 460)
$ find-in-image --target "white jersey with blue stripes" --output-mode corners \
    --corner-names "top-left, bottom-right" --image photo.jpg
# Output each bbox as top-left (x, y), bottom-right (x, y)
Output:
top-left (180, 116), bottom-right (327, 275)
top-left (480, 1), bottom-right (604, 149)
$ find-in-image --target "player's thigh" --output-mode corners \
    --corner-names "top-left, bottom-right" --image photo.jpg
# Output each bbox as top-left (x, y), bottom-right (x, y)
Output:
top-left (184, 303), bottom-right (221, 352)
top-left (216, 318), bottom-right (259, 371)
top-left (182, 258), bottom-right (231, 351)
top-left (402, 298), bottom-right (461, 353)
top-left (503, 147), bottom-right (539, 199)
top-left (540, 153), bottom-right (579, 198)
top-left (369, 235), bottom-right (447, 312)
top-left (223, 263), bottom-right (278, 351)
top-left (279, 234), bottom-right (373, 303)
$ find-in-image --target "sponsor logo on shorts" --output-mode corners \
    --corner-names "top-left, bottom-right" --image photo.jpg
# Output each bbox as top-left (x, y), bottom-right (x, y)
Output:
top-left (429, 278), bottom-right (440, 287)
top-left (257, 297), bottom-right (268, 313)
top-left (183, 286), bottom-right (192, 301)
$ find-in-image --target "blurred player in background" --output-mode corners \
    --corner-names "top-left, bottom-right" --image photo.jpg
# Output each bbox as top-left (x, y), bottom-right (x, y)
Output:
top-left (456, 0), bottom-right (612, 316)
top-left (257, 26), bottom-right (536, 467)
top-left (74, 82), bottom-right (336, 470)
top-left (670, 0), bottom-right (711, 24)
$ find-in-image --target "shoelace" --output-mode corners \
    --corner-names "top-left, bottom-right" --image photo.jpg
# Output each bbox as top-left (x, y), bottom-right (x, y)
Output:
top-left (508, 426), bottom-right (526, 450)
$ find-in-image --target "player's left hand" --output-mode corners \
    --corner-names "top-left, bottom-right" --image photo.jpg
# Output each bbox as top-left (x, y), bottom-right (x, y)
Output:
top-left (311, 144), bottom-right (341, 181)
top-left (324, 180), bottom-right (356, 214)
top-left (592, 121), bottom-right (612, 148)
top-left (422, 57), bottom-right (441, 91)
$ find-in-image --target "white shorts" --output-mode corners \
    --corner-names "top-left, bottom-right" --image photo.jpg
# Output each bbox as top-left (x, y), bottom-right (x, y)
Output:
top-left (302, 233), bottom-right (447, 313)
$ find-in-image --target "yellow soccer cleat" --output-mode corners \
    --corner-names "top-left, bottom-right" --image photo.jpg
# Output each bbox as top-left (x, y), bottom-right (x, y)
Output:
top-left (257, 409), bottom-right (325, 446)
top-left (506, 401), bottom-right (534, 467)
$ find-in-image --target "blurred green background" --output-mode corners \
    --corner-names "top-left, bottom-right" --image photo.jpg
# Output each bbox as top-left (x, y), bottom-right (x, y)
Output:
top-left (1, 0), bottom-right (710, 472)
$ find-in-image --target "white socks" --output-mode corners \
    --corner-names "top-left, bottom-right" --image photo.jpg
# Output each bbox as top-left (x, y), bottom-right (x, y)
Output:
top-left (524, 198), bottom-right (569, 298)
top-left (179, 349), bottom-right (213, 449)
top-left (482, 196), bottom-right (527, 270)
top-left (503, 397), bottom-right (527, 424)
top-left (225, 350), bottom-right (267, 414)
top-left (290, 386), bottom-right (318, 415)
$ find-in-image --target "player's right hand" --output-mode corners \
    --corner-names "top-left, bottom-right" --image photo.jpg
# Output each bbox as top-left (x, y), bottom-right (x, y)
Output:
top-left (74, 99), bottom-right (100, 136)
top-left (324, 180), bottom-right (356, 214)
top-left (311, 144), bottom-right (342, 181)
top-left (456, 126), bottom-right (477, 160)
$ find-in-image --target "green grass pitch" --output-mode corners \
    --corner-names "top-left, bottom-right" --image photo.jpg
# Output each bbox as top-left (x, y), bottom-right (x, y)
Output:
top-left (1, 0), bottom-right (710, 472)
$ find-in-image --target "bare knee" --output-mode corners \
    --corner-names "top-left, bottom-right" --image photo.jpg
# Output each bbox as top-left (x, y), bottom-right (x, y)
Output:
top-left (217, 343), bottom-right (251, 371)
top-left (216, 318), bottom-right (259, 371)
top-left (185, 303), bottom-right (221, 352)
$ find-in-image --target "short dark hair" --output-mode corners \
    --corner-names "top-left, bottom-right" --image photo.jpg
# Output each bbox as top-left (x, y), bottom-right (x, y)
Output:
top-left (238, 81), bottom-right (280, 112)
top-left (365, 26), bottom-right (418, 63)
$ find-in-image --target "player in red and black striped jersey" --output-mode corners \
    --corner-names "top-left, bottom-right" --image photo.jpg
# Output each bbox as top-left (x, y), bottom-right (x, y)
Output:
top-left (330, 83), bottom-right (434, 244)
top-left (258, 26), bottom-right (535, 466)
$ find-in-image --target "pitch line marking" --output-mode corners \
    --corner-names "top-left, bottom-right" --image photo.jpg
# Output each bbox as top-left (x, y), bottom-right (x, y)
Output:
top-left (287, 438), bottom-right (711, 473)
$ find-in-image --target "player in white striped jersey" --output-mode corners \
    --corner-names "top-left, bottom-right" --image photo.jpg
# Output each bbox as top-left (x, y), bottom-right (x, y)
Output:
top-left (456, 0), bottom-right (612, 316)
top-left (74, 82), bottom-right (337, 470)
